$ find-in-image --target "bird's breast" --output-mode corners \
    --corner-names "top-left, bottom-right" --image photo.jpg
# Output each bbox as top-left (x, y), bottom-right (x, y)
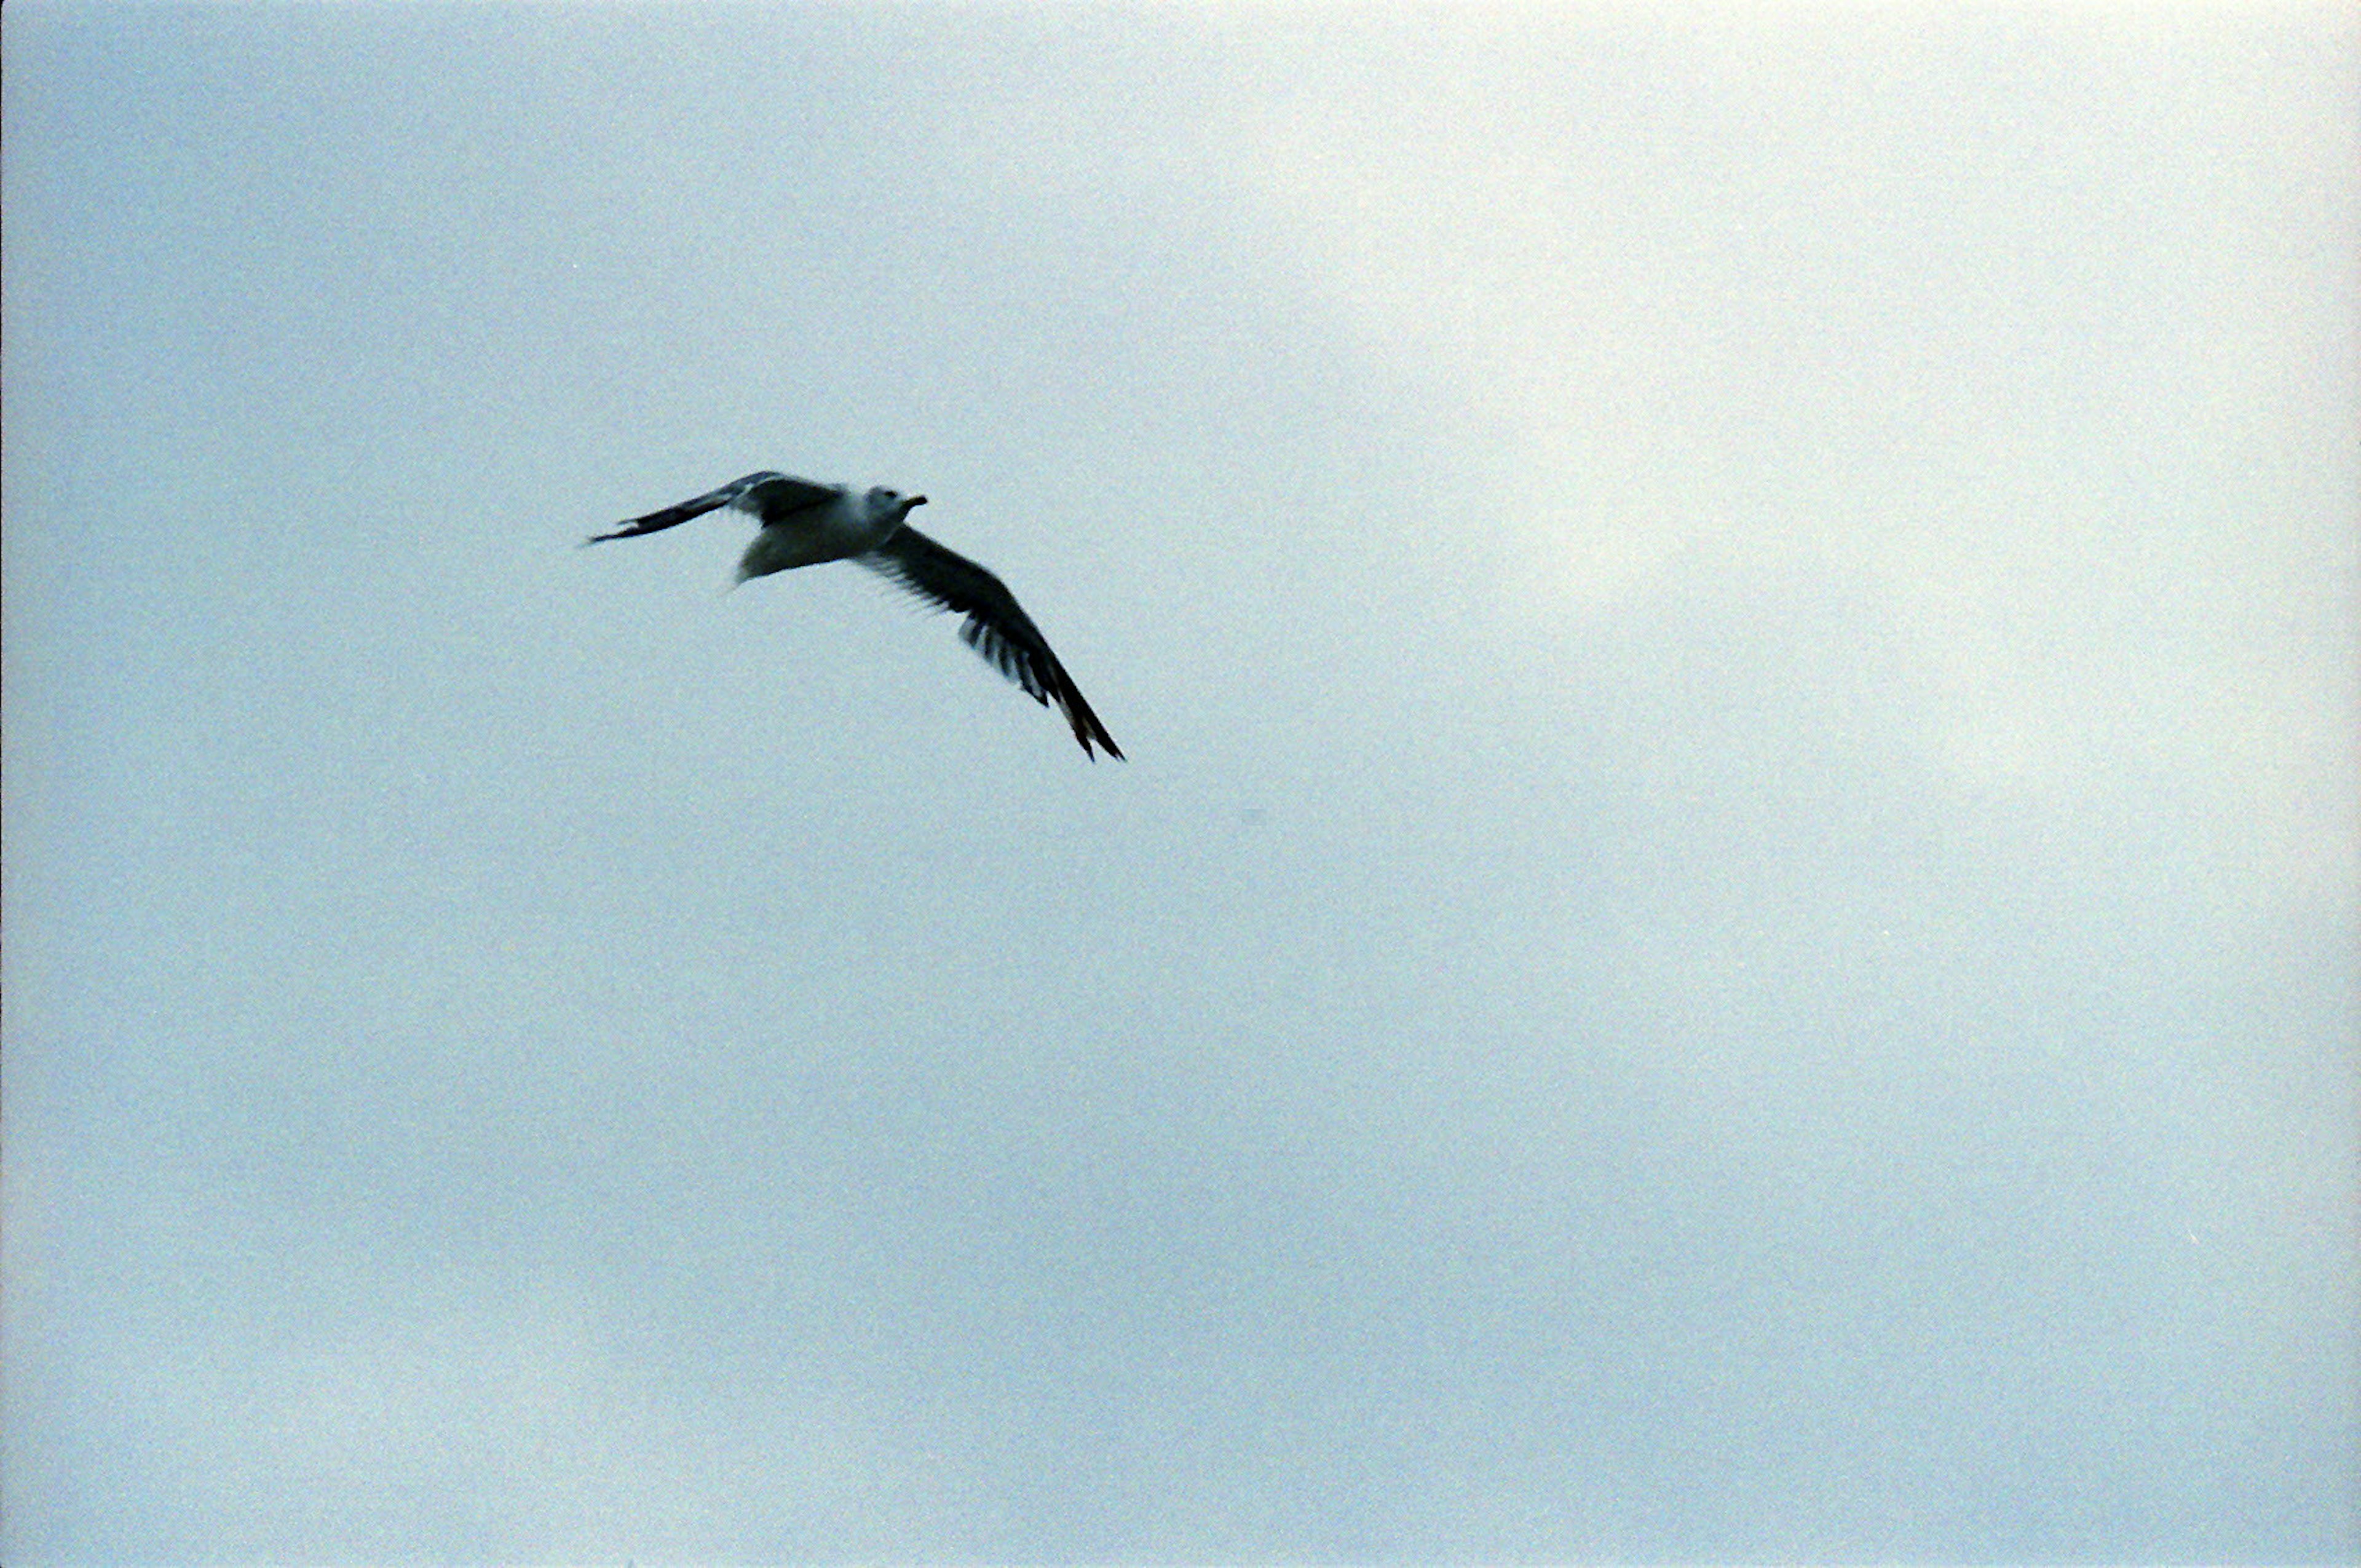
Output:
top-left (737, 521), bottom-right (848, 581)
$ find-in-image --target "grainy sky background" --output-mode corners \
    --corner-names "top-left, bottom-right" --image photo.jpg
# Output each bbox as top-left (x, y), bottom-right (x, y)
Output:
top-left (4, 5), bottom-right (2355, 1562)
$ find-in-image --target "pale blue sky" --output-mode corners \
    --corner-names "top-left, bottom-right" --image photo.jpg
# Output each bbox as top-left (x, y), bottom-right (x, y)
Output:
top-left (4, 6), bottom-right (2355, 1562)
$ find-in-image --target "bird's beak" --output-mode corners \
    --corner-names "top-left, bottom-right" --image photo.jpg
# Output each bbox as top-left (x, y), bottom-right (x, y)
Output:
top-left (909, 495), bottom-right (929, 508)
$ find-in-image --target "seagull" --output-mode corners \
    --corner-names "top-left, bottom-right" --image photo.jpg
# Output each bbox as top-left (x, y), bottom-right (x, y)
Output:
top-left (587, 472), bottom-right (1123, 760)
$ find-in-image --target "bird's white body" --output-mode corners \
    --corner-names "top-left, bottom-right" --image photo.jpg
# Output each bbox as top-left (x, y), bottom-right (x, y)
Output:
top-left (733, 483), bottom-right (914, 581)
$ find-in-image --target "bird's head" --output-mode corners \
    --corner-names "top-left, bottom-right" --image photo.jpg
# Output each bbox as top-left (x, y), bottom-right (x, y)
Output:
top-left (868, 486), bottom-right (928, 521)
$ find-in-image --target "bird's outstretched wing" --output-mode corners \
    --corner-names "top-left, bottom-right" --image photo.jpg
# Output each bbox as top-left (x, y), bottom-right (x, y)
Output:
top-left (585, 471), bottom-right (842, 543)
top-left (860, 526), bottom-right (1124, 761)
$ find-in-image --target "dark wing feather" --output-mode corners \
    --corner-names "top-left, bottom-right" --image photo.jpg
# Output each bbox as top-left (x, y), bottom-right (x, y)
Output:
top-left (586, 470), bottom-right (796, 543)
top-left (860, 526), bottom-right (1124, 761)
top-left (737, 475), bottom-right (847, 525)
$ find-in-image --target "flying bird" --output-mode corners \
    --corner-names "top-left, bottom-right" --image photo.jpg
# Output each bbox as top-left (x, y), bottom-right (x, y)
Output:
top-left (587, 472), bottom-right (1123, 760)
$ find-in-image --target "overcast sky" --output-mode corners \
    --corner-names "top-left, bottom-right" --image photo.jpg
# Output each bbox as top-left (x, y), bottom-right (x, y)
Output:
top-left (4, 5), bottom-right (2355, 1562)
